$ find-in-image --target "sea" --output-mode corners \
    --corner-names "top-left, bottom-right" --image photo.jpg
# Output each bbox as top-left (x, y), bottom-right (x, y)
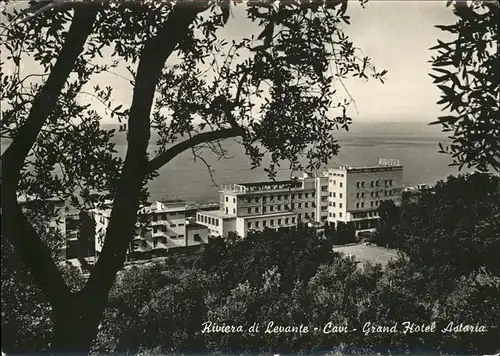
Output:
top-left (1, 122), bottom-right (469, 203)
top-left (130, 121), bottom-right (466, 203)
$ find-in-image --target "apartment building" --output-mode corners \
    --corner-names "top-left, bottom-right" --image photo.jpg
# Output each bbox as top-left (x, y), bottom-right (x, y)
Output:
top-left (196, 172), bottom-right (329, 238)
top-left (94, 200), bottom-right (209, 260)
top-left (327, 159), bottom-right (403, 232)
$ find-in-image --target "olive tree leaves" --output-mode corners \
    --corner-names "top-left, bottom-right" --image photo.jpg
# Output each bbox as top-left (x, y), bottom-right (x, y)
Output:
top-left (430, 1), bottom-right (499, 172)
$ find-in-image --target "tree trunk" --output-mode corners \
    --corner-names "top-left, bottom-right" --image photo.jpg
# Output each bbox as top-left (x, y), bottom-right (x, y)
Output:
top-left (50, 295), bottom-right (102, 356)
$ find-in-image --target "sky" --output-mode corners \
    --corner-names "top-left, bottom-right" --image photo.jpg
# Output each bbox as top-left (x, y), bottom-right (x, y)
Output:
top-left (3, 0), bottom-right (458, 124)
top-left (99, 0), bottom-right (458, 123)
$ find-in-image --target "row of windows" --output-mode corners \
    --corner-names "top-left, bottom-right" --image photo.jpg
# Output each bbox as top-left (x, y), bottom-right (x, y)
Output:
top-left (152, 224), bottom-right (184, 233)
top-left (357, 179), bottom-right (394, 188)
top-left (356, 201), bottom-right (382, 208)
top-left (328, 202), bottom-right (343, 208)
top-left (329, 172), bottom-right (345, 177)
top-left (152, 212), bottom-right (184, 221)
top-left (328, 212), bottom-right (343, 218)
top-left (357, 190), bottom-right (395, 199)
top-left (329, 192), bottom-right (343, 198)
top-left (329, 180), bottom-right (344, 187)
top-left (197, 215), bottom-right (220, 227)
top-left (241, 192), bottom-right (317, 204)
top-left (352, 211), bottom-right (378, 219)
top-left (247, 217), bottom-right (296, 229)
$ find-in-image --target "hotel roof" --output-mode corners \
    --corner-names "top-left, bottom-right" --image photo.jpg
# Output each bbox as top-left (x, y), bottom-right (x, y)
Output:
top-left (198, 210), bottom-right (235, 219)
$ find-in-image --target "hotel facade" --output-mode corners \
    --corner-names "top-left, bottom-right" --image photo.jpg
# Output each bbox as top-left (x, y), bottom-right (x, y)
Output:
top-left (327, 159), bottom-right (403, 232)
top-left (196, 172), bottom-right (329, 238)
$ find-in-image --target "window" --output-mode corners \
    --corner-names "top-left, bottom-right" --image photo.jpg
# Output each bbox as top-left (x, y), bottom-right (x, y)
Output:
top-left (371, 192), bottom-right (374, 197)
top-left (298, 214), bottom-right (302, 220)
top-left (329, 212), bottom-right (332, 217)
top-left (339, 212), bottom-right (343, 218)
top-left (232, 208), bottom-right (235, 214)
top-left (333, 192), bottom-right (336, 198)
top-left (361, 182), bottom-right (365, 188)
top-left (356, 193), bottom-right (360, 198)
top-left (292, 194), bottom-right (295, 199)
top-left (278, 205), bottom-right (282, 210)
top-left (333, 212), bottom-right (336, 218)
top-left (270, 206), bottom-right (274, 212)
top-left (340, 182), bottom-right (343, 187)
top-left (311, 212), bottom-right (315, 218)
top-left (305, 193), bottom-right (309, 198)
top-left (371, 181), bottom-right (374, 187)
top-left (357, 182), bottom-right (360, 188)
top-left (247, 198), bottom-right (252, 203)
top-left (270, 219), bottom-right (275, 226)
top-left (179, 234), bottom-right (184, 238)
top-left (291, 203), bottom-right (295, 209)
top-left (215, 220), bottom-right (219, 227)
top-left (233, 197), bottom-right (236, 203)
top-left (263, 220), bottom-right (267, 227)
top-left (333, 202), bottom-right (336, 207)
top-left (248, 207), bottom-right (252, 214)
top-left (339, 193), bottom-right (343, 198)
top-left (225, 208), bottom-right (228, 214)
top-left (263, 207), bottom-right (267, 213)
top-left (361, 193), bottom-right (365, 198)
top-left (361, 202), bottom-right (364, 208)
top-left (339, 203), bottom-right (343, 208)
top-left (371, 201), bottom-right (374, 207)
top-left (298, 194), bottom-right (302, 199)
top-left (225, 197), bottom-right (228, 202)
top-left (278, 195), bottom-right (282, 200)
top-left (390, 179), bottom-right (393, 186)
top-left (356, 203), bottom-right (359, 208)
top-left (292, 217), bottom-right (296, 223)
top-left (256, 221), bottom-right (260, 228)
top-left (298, 203), bottom-right (302, 208)
top-left (329, 192), bottom-right (333, 197)
top-left (247, 222), bottom-right (252, 229)
top-left (284, 195), bottom-right (288, 200)
top-left (178, 223), bottom-right (184, 227)
top-left (334, 180), bottom-right (336, 184)
top-left (194, 233), bottom-right (201, 242)
top-left (285, 218), bottom-right (289, 224)
top-left (255, 207), bottom-right (260, 213)
top-left (305, 202), bottom-right (309, 208)
top-left (376, 181), bottom-right (380, 187)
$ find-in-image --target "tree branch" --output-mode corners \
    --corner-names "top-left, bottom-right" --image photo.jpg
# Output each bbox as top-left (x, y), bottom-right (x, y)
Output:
top-left (0, 8), bottom-right (98, 312)
top-left (147, 127), bottom-right (244, 173)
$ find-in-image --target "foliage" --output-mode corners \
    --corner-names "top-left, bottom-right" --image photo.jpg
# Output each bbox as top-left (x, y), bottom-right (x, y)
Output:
top-left (371, 199), bottom-right (401, 248)
top-left (1, 0), bottom-right (386, 351)
top-left (1, 213), bottom-right (85, 354)
top-left (430, 0), bottom-right (499, 172)
top-left (323, 221), bottom-right (356, 245)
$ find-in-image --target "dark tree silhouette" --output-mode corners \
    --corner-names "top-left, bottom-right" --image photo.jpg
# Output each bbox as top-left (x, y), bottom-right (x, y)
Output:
top-left (0, 0), bottom-right (386, 353)
top-left (430, 0), bottom-right (499, 172)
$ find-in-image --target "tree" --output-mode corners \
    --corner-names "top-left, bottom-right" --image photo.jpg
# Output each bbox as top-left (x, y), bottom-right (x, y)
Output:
top-left (372, 199), bottom-right (400, 247)
top-left (394, 173), bottom-right (500, 297)
top-left (430, 0), bottom-right (499, 172)
top-left (1, 0), bottom-right (386, 353)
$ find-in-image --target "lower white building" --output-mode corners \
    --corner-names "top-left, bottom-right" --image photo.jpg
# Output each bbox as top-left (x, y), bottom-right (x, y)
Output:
top-left (196, 172), bottom-right (328, 238)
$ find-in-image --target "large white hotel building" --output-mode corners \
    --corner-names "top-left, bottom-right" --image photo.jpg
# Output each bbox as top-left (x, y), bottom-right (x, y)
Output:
top-left (197, 159), bottom-right (403, 237)
top-left (327, 160), bottom-right (403, 231)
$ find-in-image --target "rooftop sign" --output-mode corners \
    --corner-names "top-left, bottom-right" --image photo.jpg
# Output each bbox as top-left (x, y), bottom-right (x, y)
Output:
top-left (378, 158), bottom-right (401, 166)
